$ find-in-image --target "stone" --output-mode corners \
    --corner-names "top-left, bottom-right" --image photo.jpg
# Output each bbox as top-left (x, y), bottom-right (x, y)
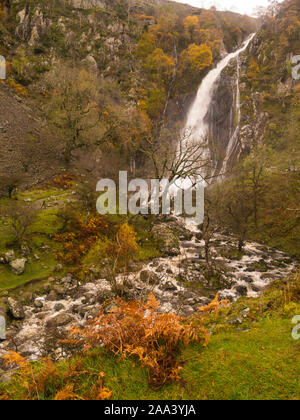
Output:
top-left (46, 313), bottom-right (74, 328)
top-left (54, 303), bottom-right (65, 312)
top-left (53, 264), bottom-right (63, 272)
top-left (235, 285), bottom-right (248, 296)
top-left (5, 250), bottom-right (15, 263)
top-left (7, 298), bottom-right (25, 320)
top-left (0, 314), bottom-right (6, 340)
top-left (151, 224), bottom-right (180, 256)
top-left (9, 258), bottom-right (27, 275)
top-left (21, 245), bottom-right (30, 256)
top-left (53, 286), bottom-right (65, 296)
top-left (162, 281), bottom-right (178, 291)
top-left (46, 290), bottom-right (58, 301)
top-left (140, 270), bottom-right (160, 285)
top-left (34, 299), bottom-right (44, 309)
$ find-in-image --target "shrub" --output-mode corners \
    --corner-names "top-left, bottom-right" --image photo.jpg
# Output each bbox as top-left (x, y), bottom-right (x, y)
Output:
top-left (70, 294), bottom-right (210, 389)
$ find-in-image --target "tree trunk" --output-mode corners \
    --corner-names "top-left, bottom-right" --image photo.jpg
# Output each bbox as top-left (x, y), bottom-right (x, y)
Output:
top-left (238, 238), bottom-right (244, 252)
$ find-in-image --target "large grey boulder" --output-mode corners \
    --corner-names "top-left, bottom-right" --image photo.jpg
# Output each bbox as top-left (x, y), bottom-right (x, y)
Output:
top-left (9, 258), bottom-right (27, 275)
top-left (5, 250), bottom-right (15, 263)
top-left (151, 224), bottom-right (180, 257)
top-left (7, 298), bottom-right (25, 320)
top-left (46, 313), bottom-right (74, 328)
top-left (0, 314), bottom-right (6, 340)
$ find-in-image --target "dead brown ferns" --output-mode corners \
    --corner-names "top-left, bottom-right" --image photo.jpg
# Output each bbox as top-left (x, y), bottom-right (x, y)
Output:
top-left (0, 352), bottom-right (112, 401)
top-left (70, 293), bottom-right (211, 389)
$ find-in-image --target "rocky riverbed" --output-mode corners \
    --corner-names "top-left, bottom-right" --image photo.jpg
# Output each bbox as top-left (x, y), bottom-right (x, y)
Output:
top-left (0, 217), bottom-right (298, 366)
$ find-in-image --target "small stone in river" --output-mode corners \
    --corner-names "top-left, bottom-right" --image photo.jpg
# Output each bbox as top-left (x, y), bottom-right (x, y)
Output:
top-left (54, 303), bottom-right (65, 312)
top-left (140, 270), bottom-right (160, 285)
top-left (46, 290), bottom-right (58, 301)
top-left (7, 298), bottom-right (25, 320)
top-left (34, 299), bottom-right (44, 309)
top-left (163, 281), bottom-right (178, 291)
top-left (235, 285), bottom-right (248, 296)
top-left (46, 313), bottom-right (74, 328)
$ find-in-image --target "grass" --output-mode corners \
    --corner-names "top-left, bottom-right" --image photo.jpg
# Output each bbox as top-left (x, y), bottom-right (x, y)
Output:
top-left (1, 276), bottom-right (299, 400)
top-left (17, 188), bottom-right (68, 203)
top-left (0, 189), bottom-right (66, 291)
top-left (0, 253), bottom-right (56, 291)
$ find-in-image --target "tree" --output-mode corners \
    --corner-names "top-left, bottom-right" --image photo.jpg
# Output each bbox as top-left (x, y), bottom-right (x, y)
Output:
top-left (144, 48), bottom-right (175, 87)
top-left (183, 16), bottom-right (200, 40)
top-left (111, 223), bottom-right (139, 271)
top-left (0, 174), bottom-right (23, 198)
top-left (0, 200), bottom-right (36, 247)
top-left (243, 146), bottom-right (271, 229)
top-left (180, 44), bottom-right (212, 73)
top-left (45, 64), bottom-right (102, 163)
top-left (141, 126), bottom-right (211, 186)
top-left (219, 171), bottom-right (253, 252)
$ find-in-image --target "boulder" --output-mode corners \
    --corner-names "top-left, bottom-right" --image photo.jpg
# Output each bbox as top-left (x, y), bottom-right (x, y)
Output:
top-left (0, 314), bottom-right (6, 340)
top-left (5, 250), bottom-right (15, 263)
top-left (9, 258), bottom-right (27, 275)
top-left (162, 281), bottom-right (178, 291)
top-left (235, 285), bottom-right (248, 297)
top-left (151, 224), bottom-right (180, 256)
top-left (46, 290), bottom-right (58, 302)
top-left (54, 303), bottom-right (65, 312)
top-left (34, 299), bottom-right (44, 309)
top-left (46, 313), bottom-right (74, 328)
top-left (140, 270), bottom-right (160, 285)
top-left (7, 298), bottom-right (25, 320)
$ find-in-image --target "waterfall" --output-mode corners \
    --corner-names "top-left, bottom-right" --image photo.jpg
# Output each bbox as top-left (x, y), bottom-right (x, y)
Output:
top-left (219, 57), bottom-right (241, 177)
top-left (184, 34), bottom-right (255, 178)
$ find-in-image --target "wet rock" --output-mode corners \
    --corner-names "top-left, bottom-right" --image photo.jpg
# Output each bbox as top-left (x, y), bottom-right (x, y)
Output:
top-left (54, 303), bottom-right (65, 312)
top-left (179, 306), bottom-right (195, 317)
top-left (156, 265), bottom-right (165, 273)
top-left (241, 277), bottom-right (254, 283)
top-left (140, 270), bottom-right (160, 285)
top-left (7, 298), bottom-right (25, 320)
top-left (53, 286), bottom-right (65, 297)
top-left (10, 258), bottom-right (27, 275)
top-left (46, 313), bottom-right (74, 328)
top-left (158, 302), bottom-right (174, 314)
top-left (162, 281), bottom-right (177, 291)
top-left (151, 224), bottom-right (180, 256)
top-left (46, 290), bottom-right (58, 302)
top-left (235, 285), bottom-right (248, 296)
top-left (127, 262), bottom-right (143, 273)
top-left (34, 299), bottom-right (43, 309)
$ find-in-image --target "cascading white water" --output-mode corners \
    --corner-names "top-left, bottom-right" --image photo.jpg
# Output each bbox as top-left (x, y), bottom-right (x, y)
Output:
top-left (184, 34), bottom-right (255, 159)
top-left (219, 57), bottom-right (241, 177)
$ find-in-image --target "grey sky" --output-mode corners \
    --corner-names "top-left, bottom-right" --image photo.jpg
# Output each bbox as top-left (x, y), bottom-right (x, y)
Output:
top-left (171, 0), bottom-right (277, 16)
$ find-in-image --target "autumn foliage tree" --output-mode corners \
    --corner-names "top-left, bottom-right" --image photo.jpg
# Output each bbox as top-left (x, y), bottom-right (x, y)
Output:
top-left (45, 64), bottom-right (102, 163)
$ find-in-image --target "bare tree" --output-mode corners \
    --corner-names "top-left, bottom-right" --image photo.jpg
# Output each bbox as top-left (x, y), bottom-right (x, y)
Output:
top-left (0, 200), bottom-right (36, 247)
top-left (141, 126), bottom-right (212, 186)
top-left (220, 173), bottom-right (253, 252)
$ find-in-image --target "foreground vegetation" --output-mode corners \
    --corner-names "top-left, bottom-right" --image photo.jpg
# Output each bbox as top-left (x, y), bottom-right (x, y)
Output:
top-left (1, 274), bottom-right (299, 400)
